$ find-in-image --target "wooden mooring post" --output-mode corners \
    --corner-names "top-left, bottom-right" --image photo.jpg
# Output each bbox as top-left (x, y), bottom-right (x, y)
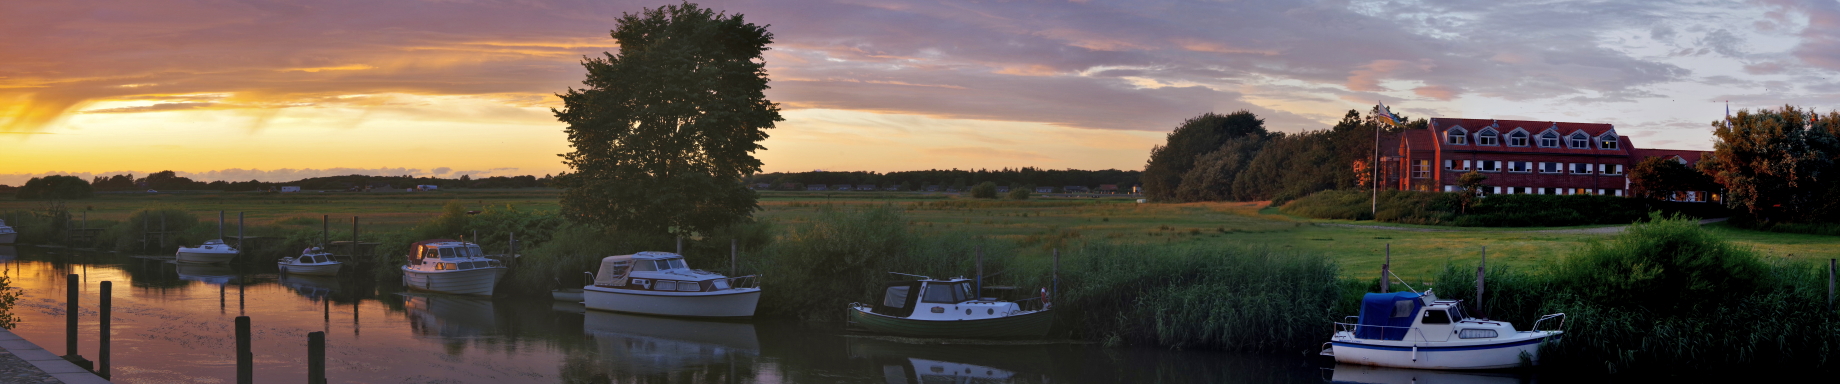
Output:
top-left (100, 280), bottom-right (111, 379)
top-left (64, 273), bottom-right (92, 370)
top-left (235, 316), bottom-right (252, 384)
top-left (1476, 247), bottom-right (1487, 319)
top-left (1380, 244), bottom-right (1391, 293)
top-left (730, 238), bottom-right (738, 275)
top-left (308, 331), bottom-right (327, 384)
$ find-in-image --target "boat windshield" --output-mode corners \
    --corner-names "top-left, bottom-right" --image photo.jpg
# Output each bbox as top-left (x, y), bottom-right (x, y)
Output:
top-left (921, 283), bottom-right (962, 304)
top-left (961, 283), bottom-right (975, 300)
top-left (633, 260), bottom-right (657, 272)
top-left (467, 245), bottom-right (483, 257)
top-left (438, 247), bottom-right (455, 258)
top-left (665, 258), bottom-right (687, 270)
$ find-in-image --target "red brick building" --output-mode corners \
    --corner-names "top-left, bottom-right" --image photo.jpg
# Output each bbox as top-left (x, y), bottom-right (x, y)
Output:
top-left (1389, 118), bottom-right (1714, 201)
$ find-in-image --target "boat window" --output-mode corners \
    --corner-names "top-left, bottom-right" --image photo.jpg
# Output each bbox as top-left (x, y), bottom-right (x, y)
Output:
top-left (678, 282), bottom-right (701, 292)
top-left (438, 247), bottom-right (455, 258)
top-left (423, 248), bottom-right (439, 259)
top-left (713, 279), bottom-right (730, 290)
top-left (1392, 300), bottom-right (1414, 318)
top-left (667, 258), bottom-right (687, 270)
top-left (656, 281), bottom-right (678, 291)
top-left (959, 283), bottom-right (975, 301)
top-left (468, 245), bottom-right (483, 257)
top-left (1423, 310), bottom-right (1452, 324)
top-left (882, 286), bottom-right (910, 308)
top-left (1448, 305), bottom-right (1466, 320)
top-left (460, 262), bottom-right (475, 269)
top-left (1458, 329), bottom-right (1499, 339)
top-left (633, 261), bottom-right (656, 272)
top-left (921, 283), bottom-right (959, 303)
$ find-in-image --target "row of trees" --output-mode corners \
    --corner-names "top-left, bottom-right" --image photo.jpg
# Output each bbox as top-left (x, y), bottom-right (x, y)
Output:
top-left (8, 172), bottom-right (557, 199)
top-left (745, 168), bottom-right (1140, 191)
top-left (1142, 109), bottom-right (1425, 203)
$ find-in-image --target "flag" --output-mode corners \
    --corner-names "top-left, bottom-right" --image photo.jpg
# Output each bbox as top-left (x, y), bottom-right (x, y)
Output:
top-left (1375, 101), bottom-right (1402, 127)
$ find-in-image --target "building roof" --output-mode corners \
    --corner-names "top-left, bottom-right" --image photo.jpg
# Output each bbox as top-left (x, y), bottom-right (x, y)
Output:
top-left (1401, 129), bottom-right (1435, 152)
top-left (1427, 118), bottom-right (1634, 156)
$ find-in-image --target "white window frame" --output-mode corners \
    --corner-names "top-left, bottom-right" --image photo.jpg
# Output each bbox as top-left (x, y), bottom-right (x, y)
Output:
top-left (1598, 132), bottom-right (1620, 150)
top-left (1445, 127), bottom-right (1469, 145)
top-left (1568, 132), bottom-right (1590, 149)
top-left (1570, 162), bottom-right (1593, 174)
top-left (1478, 160), bottom-right (1499, 172)
top-left (1601, 164), bottom-right (1623, 175)
top-left (1506, 129), bottom-right (1530, 147)
top-left (1538, 162), bottom-right (1561, 174)
top-left (1475, 129), bottom-right (1499, 146)
top-left (1538, 131), bottom-right (1561, 148)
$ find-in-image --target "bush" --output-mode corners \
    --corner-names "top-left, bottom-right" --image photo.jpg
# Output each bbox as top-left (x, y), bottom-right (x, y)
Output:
top-left (969, 182), bottom-right (998, 199)
top-left (1284, 189), bottom-right (1667, 227)
top-left (1006, 186), bottom-right (1031, 200)
top-left (14, 175), bottom-right (92, 199)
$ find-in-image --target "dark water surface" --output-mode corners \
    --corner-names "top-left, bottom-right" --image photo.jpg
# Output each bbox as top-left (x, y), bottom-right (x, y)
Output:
top-left (0, 245), bottom-right (1537, 384)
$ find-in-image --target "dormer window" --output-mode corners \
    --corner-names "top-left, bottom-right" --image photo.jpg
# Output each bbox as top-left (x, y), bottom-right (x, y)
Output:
top-left (1507, 130), bottom-right (1529, 146)
top-left (1476, 129), bottom-right (1499, 146)
top-left (1568, 133), bottom-right (1590, 149)
top-left (1598, 133), bottom-right (1619, 150)
top-left (1538, 132), bottom-right (1560, 148)
top-left (1445, 128), bottom-right (1468, 145)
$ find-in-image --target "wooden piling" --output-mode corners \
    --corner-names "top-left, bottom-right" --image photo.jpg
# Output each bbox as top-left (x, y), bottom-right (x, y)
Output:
top-left (352, 216), bottom-right (359, 259)
top-left (322, 215), bottom-right (329, 248)
top-left (730, 238), bottom-right (737, 275)
top-left (676, 236), bottom-right (683, 255)
top-left (308, 331), bottom-right (326, 384)
top-left (217, 211), bottom-right (224, 241)
top-left (235, 316), bottom-right (251, 384)
top-left (65, 274), bottom-right (78, 356)
top-left (1381, 244), bottom-right (1391, 293)
top-left (324, 297), bottom-right (330, 322)
top-left (100, 281), bottom-right (111, 379)
top-left (1476, 247), bottom-right (1486, 318)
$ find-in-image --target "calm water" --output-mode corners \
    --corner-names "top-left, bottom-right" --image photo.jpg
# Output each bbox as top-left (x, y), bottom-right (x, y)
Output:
top-left (0, 245), bottom-right (1537, 384)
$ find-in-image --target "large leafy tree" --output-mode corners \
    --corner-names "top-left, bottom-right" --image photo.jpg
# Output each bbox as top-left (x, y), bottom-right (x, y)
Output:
top-left (15, 175), bottom-right (92, 199)
top-left (553, 2), bottom-right (781, 235)
top-left (1699, 106), bottom-right (1840, 222)
top-left (1141, 111), bottom-right (1268, 201)
top-left (1628, 156), bottom-right (1716, 200)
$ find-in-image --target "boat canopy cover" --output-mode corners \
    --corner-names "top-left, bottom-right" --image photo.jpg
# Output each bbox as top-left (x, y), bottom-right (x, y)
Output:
top-left (870, 281), bottom-right (923, 318)
top-left (594, 255), bottom-right (636, 286)
top-left (1356, 291), bottom-right (1423, 340)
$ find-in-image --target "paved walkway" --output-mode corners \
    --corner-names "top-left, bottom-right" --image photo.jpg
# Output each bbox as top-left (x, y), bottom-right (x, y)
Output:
top-left (0, 328), bottom-right (111, 384)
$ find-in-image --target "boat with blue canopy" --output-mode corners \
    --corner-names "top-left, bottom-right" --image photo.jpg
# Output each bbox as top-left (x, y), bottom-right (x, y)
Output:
top-left (1322, 289), bottom-right (1564, 370)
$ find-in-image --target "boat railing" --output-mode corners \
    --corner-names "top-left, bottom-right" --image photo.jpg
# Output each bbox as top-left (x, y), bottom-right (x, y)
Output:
top-left (1532, 313), bottom-right (1566, 332)
top-left (1331, 322), bottom-right (1432, 343)
top-left (1008, 296), bottom-right (1048, 311)
top-left (721, 274), bottom-right (762, 289)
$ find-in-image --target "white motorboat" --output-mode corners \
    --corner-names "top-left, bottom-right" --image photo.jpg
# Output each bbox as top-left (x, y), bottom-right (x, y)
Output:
top-left (1323, 290), bottom-right (1564, 370)
top-left (176, 239), bottom-right (238, 264)
top-left (847, 276), bottom-right (1054, 338)
top-left (278, 247), bottom-right (343, 276)
top-left (401, 239), bottom-right (507, 296)
top-left (0, 219), bottom-right (17, 244)
top-left (582, 252), bottom-right (761, 318)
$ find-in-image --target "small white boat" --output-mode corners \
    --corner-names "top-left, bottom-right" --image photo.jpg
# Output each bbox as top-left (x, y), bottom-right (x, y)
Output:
top-left (176, 239), bottom-right (238, 264)
top-left (1324, 290), bottom-right (1564, 370)
top-left (0, 219), bottom-right (17, 244)
top-left (582, 252), bottom-right (761, 318)
top-left (278, 247), bottom-right (343, 276)
top-left (401, 239), bottom-right (507, 296)
top-left (847, 276), bottom-right (1053, 338)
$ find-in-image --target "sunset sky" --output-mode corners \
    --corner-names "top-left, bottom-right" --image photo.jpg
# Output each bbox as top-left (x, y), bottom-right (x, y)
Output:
top-left (6, 0), bottom-right (1839, 185)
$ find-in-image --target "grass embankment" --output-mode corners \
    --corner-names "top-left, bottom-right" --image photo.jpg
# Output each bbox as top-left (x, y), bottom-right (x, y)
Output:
top-left (1281, 189), bottom-right (1728, 226)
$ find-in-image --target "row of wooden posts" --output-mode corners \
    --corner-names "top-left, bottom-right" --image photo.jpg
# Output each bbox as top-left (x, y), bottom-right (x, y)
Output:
top-left (1377, 244), bottom-right (1840, 313)
top-left (59, 273), bottom-right (329, 383)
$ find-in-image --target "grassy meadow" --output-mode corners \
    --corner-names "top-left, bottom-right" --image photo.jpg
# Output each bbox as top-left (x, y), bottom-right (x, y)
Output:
top-left (6, 189), bottom-right (1839, 281)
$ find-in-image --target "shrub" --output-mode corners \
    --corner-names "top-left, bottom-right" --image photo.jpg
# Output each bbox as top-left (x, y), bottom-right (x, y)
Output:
top-left (969, 182), bottom-right (998, 199)
top-left (1006, 187), bottom-right (1031, 200)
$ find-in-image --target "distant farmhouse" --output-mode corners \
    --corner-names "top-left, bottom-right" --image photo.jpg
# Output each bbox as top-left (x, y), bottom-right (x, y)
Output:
top-left (1391, 118), bottom-right (1714, 201)
top-left (807, 184), bottom-right (827, 191)
top-left (1034, 186), bottom-right (1054, 193)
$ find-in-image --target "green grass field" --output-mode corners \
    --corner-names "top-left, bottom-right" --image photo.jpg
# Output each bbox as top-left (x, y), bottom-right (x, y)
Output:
top-left (6, 189), bottom-right (1836, 279)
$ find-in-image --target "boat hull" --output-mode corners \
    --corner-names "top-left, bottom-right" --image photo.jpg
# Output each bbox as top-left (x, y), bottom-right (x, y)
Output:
top-left (402, 267), bottom-right (505, 296)
top-left (1331, 333), bottom-right (1558, 370)
top-left (582, 286), bottom-right (760, 318)
top-left (0, 232), bottom-right (16, 244)
top-left (848, 305), bottom-right (1053, 338)
top-left (176, 250), bottom-right (236, 264)
top-left (280, 262), bottom-right (343, 276)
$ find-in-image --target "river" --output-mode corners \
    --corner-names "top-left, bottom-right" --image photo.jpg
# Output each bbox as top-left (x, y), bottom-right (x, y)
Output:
top-left (0, 245), bottom-right (1540, 384)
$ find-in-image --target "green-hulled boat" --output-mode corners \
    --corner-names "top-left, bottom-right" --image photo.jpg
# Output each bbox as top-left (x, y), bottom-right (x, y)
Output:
top-left (847, 277), bottom-right (1053, 338)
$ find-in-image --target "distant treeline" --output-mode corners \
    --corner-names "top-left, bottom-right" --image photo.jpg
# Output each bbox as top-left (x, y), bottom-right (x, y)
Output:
top-left (8, 171), bottom-right (555, 198)
top-left (1143, 109), bottom-right (1423, 203)
top-left (745, 167), bottom-right (1140, 191)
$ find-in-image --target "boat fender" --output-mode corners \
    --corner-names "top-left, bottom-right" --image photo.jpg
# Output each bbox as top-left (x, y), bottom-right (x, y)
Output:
top-left (1040, 288), bottom-right (1050, 305)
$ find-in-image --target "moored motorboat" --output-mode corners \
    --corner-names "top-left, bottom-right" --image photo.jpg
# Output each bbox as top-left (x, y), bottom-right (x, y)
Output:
top-left (847, 276), bottom-right (1053, 338)
top-left (278, 247), bottom-right (343, 276)
top-left (401, 239), bottom-right (507, 296)
top-left (0, 219), bottom-right (17, 244)
top-left (1323, 290), bottom-right (1564, 370)
top-left (582, 252), bottom-right (761, 318)
top-left (176, 239), bottom-right (238, 264)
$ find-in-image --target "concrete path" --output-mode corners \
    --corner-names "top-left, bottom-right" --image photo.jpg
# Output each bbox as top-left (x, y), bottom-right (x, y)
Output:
top-left (0, 328), bottom-right (111, 384)
top-left (1320, 217), bottom-right (1729, 234)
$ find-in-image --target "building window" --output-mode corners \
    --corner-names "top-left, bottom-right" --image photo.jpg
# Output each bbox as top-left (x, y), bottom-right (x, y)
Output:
top-left (1598, 133), bottom-right (1619, 150)
top-left (1507, 131), bottom-right (1529, 147)
top-left (1539, 132), bottom-right (1560, 148)
top-left (1411, 160), bottom-right (1431, 179)
top-left (1569, 133), bottom-right (1590, 148)
top-left (1570, 163), bottom-right (1593, 174)
top-left (1477, 160), bottom-right (1499, 172)
top-left (1507, 161), bottom-right (1530, 173)
top-left (1445, 128), bottom-right (1468, 145)
top-left (1443, 159), bottom-right (1471, 171)
top-left (1539, 162), bottom-right (1562, 173)
top-left (1601, 164), bottom-right (1623, 175)
top-left (1476, 129), bottom-right (1499, 146)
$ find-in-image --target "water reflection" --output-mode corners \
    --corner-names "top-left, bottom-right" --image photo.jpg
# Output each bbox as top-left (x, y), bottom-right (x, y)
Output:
top-left (174, 262), bottom-right (238, 285)
top-left (579, 311), bottom-right (760, 376)
top-left (279, 274), bottom-right (340, 300)
top-left (1329, 364), bottom-right (1530, 384)
top-left (847, 338), bottom-right (1049, 384)
top-left (0, 245), bottom-right (16, 261)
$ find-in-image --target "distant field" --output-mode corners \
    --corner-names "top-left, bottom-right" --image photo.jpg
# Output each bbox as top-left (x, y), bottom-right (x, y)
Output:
top-left (5, 189), bottom-right (1836, 280)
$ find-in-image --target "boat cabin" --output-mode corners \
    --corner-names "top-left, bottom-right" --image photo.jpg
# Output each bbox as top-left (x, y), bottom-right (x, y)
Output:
top-left (1354, 291), bottom-right (1517, 342)
top-left (407, 239), bottom-right (501, 270)
top-left (868, 278), bottom-right (1022, 320)
top-left (593, 252), bottom-right (734, 292)
top-left (294, 253), bottom-right (334, 264)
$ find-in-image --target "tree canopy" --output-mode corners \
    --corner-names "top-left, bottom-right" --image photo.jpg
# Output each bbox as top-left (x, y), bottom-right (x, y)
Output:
top-left (1699, 106), bottom-right (1840, 223)
top-left (1629, 156), bottom-right (1717, 200)
top-left (15, 175), bottom-right (93, 199)
top-left (1142, 111), bottom-right (1268, 201)
top-left (1145, 108), bottom-right (1423, 203)
top-left (552, 2), bottom-right (780, 235)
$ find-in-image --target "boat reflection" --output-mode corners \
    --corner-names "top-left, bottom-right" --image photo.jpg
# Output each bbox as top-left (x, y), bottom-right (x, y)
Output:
top-left (279, 274), bottom-right (341, 300)
top-left (401, 293), bottom-right (499, 339)
top-left (1329, 364), bottom-right (1531, 384)
top-left (847, 338), bottom-right (1052, 384)
top-left (174, 262), bottom-right (238, 285)
top-left (0, 245), bottom-right (14, 262)
top-left (578, 310), bottom-right (760, 376)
